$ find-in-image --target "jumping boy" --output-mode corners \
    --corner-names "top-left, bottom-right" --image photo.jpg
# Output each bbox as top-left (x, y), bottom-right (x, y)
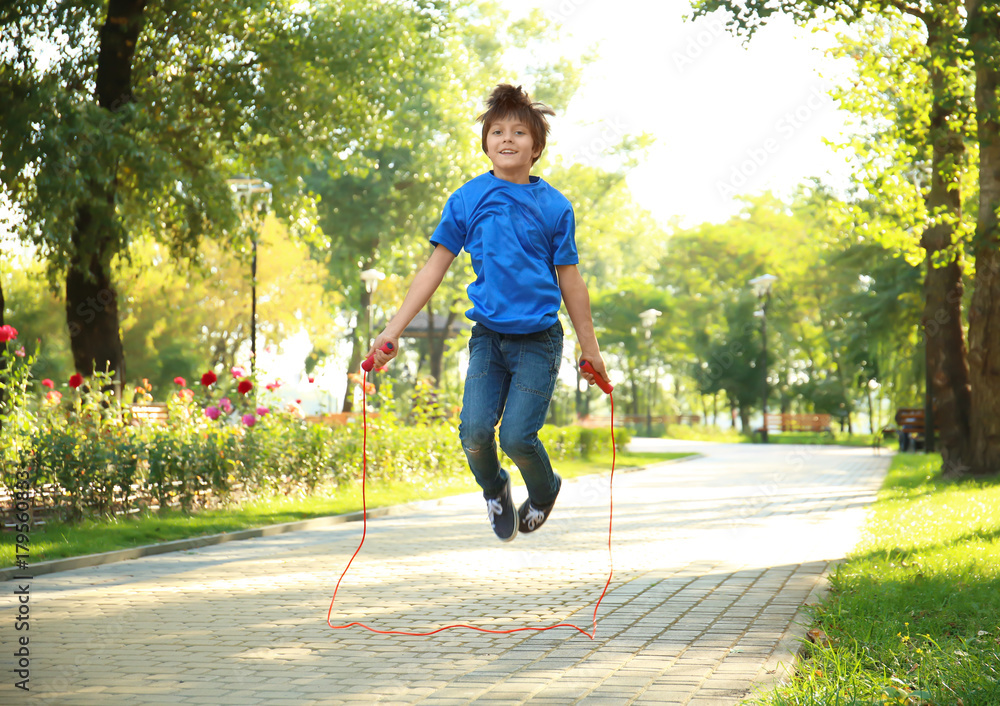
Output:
top-left (366, 84), bottom-right (609, 542)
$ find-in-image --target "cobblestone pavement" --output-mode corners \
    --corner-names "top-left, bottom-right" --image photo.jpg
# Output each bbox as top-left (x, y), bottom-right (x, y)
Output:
top-left (2, 441), bottom-right (889, 705)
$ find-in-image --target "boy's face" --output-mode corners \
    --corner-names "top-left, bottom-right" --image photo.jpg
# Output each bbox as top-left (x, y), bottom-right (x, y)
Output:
top-left (485, 116), bottom-right (541, 183)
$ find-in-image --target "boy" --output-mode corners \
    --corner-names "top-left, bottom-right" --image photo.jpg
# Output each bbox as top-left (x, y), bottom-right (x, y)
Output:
top-left (367, 84), bottom-right (609, 542)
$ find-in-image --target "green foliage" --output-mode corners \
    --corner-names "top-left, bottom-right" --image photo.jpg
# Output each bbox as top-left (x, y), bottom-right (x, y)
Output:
top-left (3, 353), bottom-right (625, 526)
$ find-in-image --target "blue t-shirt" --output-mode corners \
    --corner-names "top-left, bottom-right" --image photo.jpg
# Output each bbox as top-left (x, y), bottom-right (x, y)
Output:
top-left (430, 171), bottom-right (578, 334)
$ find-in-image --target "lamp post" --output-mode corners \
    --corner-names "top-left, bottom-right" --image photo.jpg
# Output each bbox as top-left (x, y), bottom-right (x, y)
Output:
top-left (639, 308), bottom-right (662, 437)
top-left (749, 274), bottom-right (778, 443)
top-left (227, 176), bottom-right (272, 376)
top-left (360, 268), bottom-right (385, 350)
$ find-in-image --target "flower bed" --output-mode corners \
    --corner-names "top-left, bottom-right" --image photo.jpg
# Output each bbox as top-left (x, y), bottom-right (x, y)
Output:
top-left (1, 336), bottom-right (625, 526)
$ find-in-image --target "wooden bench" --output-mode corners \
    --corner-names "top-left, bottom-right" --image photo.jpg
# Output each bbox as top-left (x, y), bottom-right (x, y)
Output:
top-left (892, 407), bottom-right (935, 451)
top-left (305, 412), bottom-right (378, 426)
top-left (129, 403), bottom-right (168, 425)
top-left (758, 413), bottom-right (833, 436)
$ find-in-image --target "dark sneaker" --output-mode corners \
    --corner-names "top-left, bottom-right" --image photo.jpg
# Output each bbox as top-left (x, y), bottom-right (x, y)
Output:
top-left (518, 473), bottom-right (561, 533)
top-left (485, 478), bottom-right (517, 542)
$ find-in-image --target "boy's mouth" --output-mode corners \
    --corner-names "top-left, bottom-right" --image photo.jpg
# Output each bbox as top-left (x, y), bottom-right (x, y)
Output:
top-left (499, 149), bottom-right (517, 155)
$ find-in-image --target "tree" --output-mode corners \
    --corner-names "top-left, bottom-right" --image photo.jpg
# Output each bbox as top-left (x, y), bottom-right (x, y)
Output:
top-left (305, 3), bottom-right (586, 408)
top-left (0, 0), bottom-right (447, 392)
top-left (965, 0), bottom-right (1000, 474)
top-left (690, 0), bottom-right (986, 473)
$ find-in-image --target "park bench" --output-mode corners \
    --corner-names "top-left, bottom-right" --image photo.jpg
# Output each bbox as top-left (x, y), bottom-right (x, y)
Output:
top-left (129, 403), bottom-right (169, 425)
top-left (756, 413), bottom-right (834, 438)
top-left (305, 412), bottom-right (377, 426)
top-left (891, 407), bottom-right (935, 452)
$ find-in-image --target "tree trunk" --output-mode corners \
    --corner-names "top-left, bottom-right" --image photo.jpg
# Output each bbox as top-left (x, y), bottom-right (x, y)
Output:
top-left (425, 301), bottom-right (457, 386)
top-left (919, 16), bottom-right (972, 475)
top-left (66, 0), bottom-right (146, 389)
top-left (966, 0), bottom-right (1000, 476)
top-left (342, 287), bottom-right (371, 413)
top-left (66, 207), bottom-right (125, 385)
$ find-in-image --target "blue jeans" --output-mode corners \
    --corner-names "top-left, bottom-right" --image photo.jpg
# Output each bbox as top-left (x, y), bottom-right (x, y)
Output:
top-left (459, 322), bottom-right (563, 505)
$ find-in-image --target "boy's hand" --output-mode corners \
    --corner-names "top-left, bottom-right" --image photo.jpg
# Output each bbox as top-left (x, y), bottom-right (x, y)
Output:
top-left (366, 332), bottom-right (399, 370)
top-left (579, 352), bottom-right (609, 388)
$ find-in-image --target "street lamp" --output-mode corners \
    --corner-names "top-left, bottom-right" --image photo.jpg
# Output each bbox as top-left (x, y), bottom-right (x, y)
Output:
top-left (360, 268), bottom-right (385, 350)
top-left (639, 308), bottom-right (662, 437)
top-left (749, 274), bottom-right (778, 443)
top-left (227, 176), bottom-right (272, 376)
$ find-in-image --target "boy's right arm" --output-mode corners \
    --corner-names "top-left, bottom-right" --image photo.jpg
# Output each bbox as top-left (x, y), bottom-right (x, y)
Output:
top-left (366, 244), bottom-right (457, 369)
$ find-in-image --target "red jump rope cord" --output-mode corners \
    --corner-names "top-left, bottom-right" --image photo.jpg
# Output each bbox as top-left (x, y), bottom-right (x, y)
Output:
top-left (327, 370), bottom-right (615, 639)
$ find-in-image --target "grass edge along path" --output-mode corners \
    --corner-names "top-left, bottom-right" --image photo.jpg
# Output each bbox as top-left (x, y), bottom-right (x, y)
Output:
top-left (1, 451), bottom-right (691, 568)
top-left (750, 453), bottom-right (1000, 706)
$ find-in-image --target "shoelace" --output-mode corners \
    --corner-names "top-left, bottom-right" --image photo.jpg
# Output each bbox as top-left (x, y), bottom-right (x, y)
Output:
top-left (523, 504), bottom-right (546, 530)
top-left (485, 498), bottom-right (503, 528)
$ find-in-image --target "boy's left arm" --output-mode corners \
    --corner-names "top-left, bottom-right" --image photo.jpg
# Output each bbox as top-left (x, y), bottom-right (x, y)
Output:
top-left (556, 264), bottom-right (610, 386)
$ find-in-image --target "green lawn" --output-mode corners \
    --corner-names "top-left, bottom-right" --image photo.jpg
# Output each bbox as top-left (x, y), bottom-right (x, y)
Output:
top-left (751, 453), bottom-right (1000, 706)
top-left (2, 450), bottom-right (690, 566)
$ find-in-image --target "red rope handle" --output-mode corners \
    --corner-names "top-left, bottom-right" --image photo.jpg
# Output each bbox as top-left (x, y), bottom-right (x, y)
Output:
top-left (327, 371), bottom-right (615, 639)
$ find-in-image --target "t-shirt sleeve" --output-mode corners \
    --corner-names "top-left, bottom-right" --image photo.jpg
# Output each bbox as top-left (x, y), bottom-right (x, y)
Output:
top-left (429, 191), bottom-right (466, 256)
top-left (552, 202), bottom-right (579, 266)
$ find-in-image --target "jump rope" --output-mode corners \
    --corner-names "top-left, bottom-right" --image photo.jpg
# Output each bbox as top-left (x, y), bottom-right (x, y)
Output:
top-left (327, 342), bottom-right (616, 639)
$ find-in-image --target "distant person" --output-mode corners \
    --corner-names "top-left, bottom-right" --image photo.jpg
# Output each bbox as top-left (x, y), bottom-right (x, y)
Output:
top-left (366, 84), bottom-right (609, 542)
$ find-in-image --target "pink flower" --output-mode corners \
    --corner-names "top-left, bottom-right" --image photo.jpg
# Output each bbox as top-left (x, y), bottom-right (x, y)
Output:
top-left (200, 371), bottom-right (218, 387)
top-left (69, 373), bottom-right (84, 389)
top-left (256, 406), bottom-right (270, 417)
top-left (42, 379), bottom-right (54, 389)
top-left (173, 376), bottom-right (186, 386)
top-left (0, 325), bottom-right (17, 343)
top-left (46, 390), bottom-right (62, 404)
top-left (242, 413), bottom-right (257, 427)
top-left (176, 388), bottom-right (194, 402)
top-left (238, 379), bottom-right (253, 395)
top-left (204, 406), bottom-right (221, 420)
top-left (220, 397), bottom-right (233, 413)
top-left (231, 366), bottom-right (247, 378)
top-left (265, 381), bottom-right (281, 392)
top-left (14, 346), bottom-right (24, 357)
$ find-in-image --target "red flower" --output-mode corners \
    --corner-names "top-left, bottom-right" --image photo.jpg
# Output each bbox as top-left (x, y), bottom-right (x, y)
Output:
top-left (0, 325), bottom-right (17, 343)
top-left (42, 379), bottom-right (55, 389)
top-left (308, 376), bottom-right (315, 383)
top-left (69, 373), bottom-right (84, 389)
top-left (173, 376), bottom-right (186, 386)
top-left (200, 371), bottom-right (218, 387)
top-left (237, 379), bottom-right (253, 395)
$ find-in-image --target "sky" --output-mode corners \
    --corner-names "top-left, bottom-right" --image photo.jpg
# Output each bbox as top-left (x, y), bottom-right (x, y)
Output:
top-left (501, 0), bottom-right (856, 227)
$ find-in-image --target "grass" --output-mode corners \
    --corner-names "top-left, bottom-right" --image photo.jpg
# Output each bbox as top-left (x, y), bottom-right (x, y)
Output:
top-left (1, 450), bottom-right (690, 566)
top-left (750, 453), bottom-right (1000, 706)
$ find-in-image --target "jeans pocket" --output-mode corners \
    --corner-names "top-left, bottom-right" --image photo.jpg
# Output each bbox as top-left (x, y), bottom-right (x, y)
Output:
top-left (514, 327), bottom-right (561, 397)
top-left (466, 327), bottom-right (492, 380)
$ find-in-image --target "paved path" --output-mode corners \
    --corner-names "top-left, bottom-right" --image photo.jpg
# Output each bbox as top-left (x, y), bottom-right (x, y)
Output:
top-left (3, 441), bottom-right (889, 705)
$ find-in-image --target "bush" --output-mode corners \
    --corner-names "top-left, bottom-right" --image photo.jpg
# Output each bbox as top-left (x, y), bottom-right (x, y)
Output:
top-left (2, 358), bottom-right (627, 525)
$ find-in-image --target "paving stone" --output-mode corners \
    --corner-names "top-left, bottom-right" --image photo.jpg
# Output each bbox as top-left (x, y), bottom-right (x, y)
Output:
top-left (0, 442), bottom-right (886, 704)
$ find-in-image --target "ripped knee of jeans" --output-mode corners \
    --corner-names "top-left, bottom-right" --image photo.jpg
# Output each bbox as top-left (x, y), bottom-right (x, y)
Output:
top-left (460, 425), bottom-right (495, 455)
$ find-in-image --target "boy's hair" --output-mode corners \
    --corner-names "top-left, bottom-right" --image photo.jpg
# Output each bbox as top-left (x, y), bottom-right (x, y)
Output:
top-left (476, 84), bottom-right (555, 165)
